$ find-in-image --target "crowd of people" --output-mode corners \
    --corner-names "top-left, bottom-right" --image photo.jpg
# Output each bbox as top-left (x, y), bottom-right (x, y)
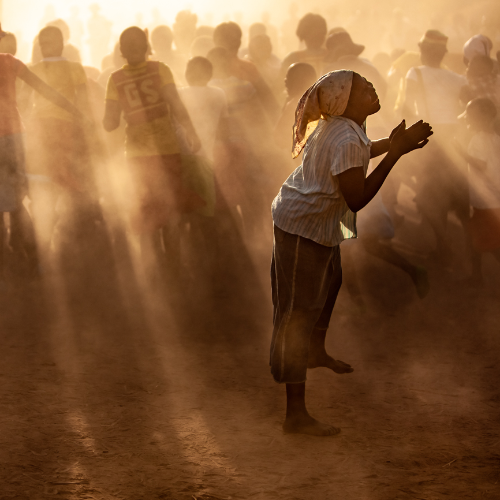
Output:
top-left (0, 4), bottom-right (500, 436)
top-left (0, 9), bottom-right (499, 293)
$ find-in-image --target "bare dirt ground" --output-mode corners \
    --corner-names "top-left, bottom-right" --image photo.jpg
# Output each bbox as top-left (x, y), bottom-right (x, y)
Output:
top-left (1, 205), bottom-right (500, 500)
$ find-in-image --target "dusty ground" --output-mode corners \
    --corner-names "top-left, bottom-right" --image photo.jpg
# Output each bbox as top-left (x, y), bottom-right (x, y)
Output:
top-left (1, 205), bottom-right (500, 500)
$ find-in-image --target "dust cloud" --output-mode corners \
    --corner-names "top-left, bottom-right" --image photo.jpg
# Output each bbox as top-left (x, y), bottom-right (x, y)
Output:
top-left (0, 0), bottom-right (499, 499)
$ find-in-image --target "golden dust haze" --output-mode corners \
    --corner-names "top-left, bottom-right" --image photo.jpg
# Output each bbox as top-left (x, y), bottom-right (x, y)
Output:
top-left (3, 0), bottom-right (499, 63)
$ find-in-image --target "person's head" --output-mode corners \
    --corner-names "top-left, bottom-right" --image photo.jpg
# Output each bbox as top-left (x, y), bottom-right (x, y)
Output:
top-left (151, 25), bottom-right (173, 53)
top-left (285, 62), bottom-right (317, 97)
top-left (466, 55), bottom-right (495, 80)
top-left (89, 3), bottom-right (100, 16)
top-left (418, 30), bottom-right (448, 67)
top-left (248, 34), bottom-right (272, 64)
top-left (249, 22), bottom-right (266, 40)
top-left (328, 26), bottom-right (347, 36)
top-left (206, 46), bottom-right (231, 79)
top-left (0, 32), bottom-right (17, 55)
top-left (213, 22), bottom-right (242, 56)
top-left (173, 10), bottom-right (198, 53)
top-left (325, 31), bottom-right (364, 62)
top-left (463, 34), bottom-right (493, 67)
top-left (120, 27), bottom-right (148, 65)
top-left (195, 25), bottom-right (214, 38)
top-left (190, 35), bottom-right (215, 58)
top-left (296, 13), bottom-right (327, 50)
top-left (185, 56), bottom-right (213, 86)
top-left (174, 10), bottom-right (198, 30)
top-left (342, 72), bottom-right (380, 124)
top-left (461, 97), bottom-right (497, 132)
top-left (293, 70), bottom-right (368, 158)
top-left (46, 19), bottom-right (70, 44)
top-left (38, 26), bottom-right (64, 58)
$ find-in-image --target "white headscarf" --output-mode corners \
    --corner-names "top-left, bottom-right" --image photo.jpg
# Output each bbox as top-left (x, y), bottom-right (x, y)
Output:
top-left (463, 35), bottom-right (493, 63)
top-left (292, 70), bottom-right (354, 158)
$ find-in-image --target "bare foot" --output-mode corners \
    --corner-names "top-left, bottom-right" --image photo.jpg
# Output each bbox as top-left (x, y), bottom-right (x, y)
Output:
top-left (283, 414), bottom-right (340, 436)
top-left (307, 353), bottom-right (354, 373)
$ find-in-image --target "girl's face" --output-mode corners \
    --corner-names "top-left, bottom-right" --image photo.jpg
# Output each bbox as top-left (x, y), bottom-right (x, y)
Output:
top-left (347, 73), bottom-right (381, 116)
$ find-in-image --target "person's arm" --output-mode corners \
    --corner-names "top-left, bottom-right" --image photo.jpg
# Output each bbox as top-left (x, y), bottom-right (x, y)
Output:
top-left (337, 120), bottom-right (433, 212)
top-left (18, 65), bottom-right (83, 119)
top-left (102, 100), bottom-right (122, 131)
top-left (370, 119), bottom-right (408, 158)
top-left (162, 83), bottom-right (201, 153)
top-left (370, 138), bottom-right (390, 158)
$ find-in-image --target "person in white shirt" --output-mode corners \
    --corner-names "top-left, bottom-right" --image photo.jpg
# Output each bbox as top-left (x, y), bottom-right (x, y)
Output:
top-left (403, 30), bottom-right (468, 265)
top-left (271, 70), bottom-right (432, 436)
top-left (179, 56), bottom-right (229, 161)
top-left (455, 97), bottom-right (500, 281)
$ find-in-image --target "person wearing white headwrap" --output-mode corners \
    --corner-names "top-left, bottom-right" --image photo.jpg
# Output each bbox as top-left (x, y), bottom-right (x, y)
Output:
top-left (270, 70), bottom-right (433, 436)
top-left (463, 35), bottom-right (493, 67)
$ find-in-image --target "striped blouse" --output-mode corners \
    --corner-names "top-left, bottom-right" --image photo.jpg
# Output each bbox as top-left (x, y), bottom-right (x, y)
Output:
top-left (272, 116), bottom-right (371, 247)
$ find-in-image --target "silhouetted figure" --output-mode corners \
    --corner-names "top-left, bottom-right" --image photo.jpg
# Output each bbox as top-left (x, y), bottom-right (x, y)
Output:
top-left (25, 26), bottom-right (91, 256)
top-left (39, 5), bottom-right (56, 28)
top-left (194, 26), bottom-right (214, 39)
top-left (97, 44), bottom-right (125, 88)
top-left (213, 21), bottom-right (280, 121)
top-left (323, 30), bottom-right (387, 101)
top-left (179, 57), bottom-right (229, 282)
top-left (463, 34), bottom-right (493, 67)
top-left (403, 30), bottom-right (467, 265)
top-left (274, 62), bottom-right (317, 150)
top-left (281, 13), bottom-right (328, 81)
top-left (190, 35), bottom-right (215, 58)
top-left (102, 27), bottom-right (202, 275)
top-left (279, 2), bottom-right (300, 56)
top-left (0, 25), bottom-right (83, 284)
top-left (46, 19), bottom-right (81, 63)
top-left (87, 4), bottom-right (112, 68)
top-left (455, 98), bottom-right (500, 282)
top-left (173, 10), bottom-right (198, 57)
top-left (150, 25), bottom-right (183, 81)
top-left (0, 31), bottom-right (16, 55)
top-left (246, 34), bottom-right (281, 96)
top-left (67, 6), bottom-right (84, 51)
top-left (180, 57), bottom-right (228, 162)
top-left (239, 22), bottom-right (267, 59)
top-left (460, 55), bottom-right (500, 109)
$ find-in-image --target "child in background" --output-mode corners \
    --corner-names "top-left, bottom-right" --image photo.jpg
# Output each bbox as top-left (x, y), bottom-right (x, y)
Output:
top-left (456, 97), bottom-right (500, 281)
top-left (179, 57), bottom-right (229, 162)
top-left (103, 27), bottom-right (202, 274)
top-left (178, 57), bottom-right (229, 283)
top-left (274, 62), bottom-right (317, 151)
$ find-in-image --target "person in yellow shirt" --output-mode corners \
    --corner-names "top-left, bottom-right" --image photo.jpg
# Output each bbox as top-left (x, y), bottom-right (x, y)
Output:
top-left (103, 26), bottom-right (202, 272)
top-left (25, 25), bottom-right (91, 255)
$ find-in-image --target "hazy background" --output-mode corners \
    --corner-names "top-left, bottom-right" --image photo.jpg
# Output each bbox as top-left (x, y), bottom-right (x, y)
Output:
top-left (2, 0), bottom-right (499, 65)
